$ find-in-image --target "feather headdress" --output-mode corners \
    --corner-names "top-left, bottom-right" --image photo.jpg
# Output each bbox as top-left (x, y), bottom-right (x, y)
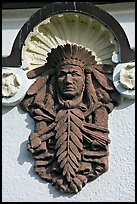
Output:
top-left (46, 44), bottom-right (97, 70)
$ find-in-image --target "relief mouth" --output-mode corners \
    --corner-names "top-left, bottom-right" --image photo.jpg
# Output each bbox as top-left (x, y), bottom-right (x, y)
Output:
top-left (63, 86), bottom-right (75, 91)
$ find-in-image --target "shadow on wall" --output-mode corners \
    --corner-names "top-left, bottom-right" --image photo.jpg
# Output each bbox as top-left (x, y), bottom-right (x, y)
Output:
top-left (17, 140), bottom-right (48, 183)
top-left (17, 104), bottom-right (35, 131)
top-left (17, 139), bottom-right (75, 198)
top-left (2, 105), bottom-right (15, 115)
top-left (115, 97), bottom-right (135, 110)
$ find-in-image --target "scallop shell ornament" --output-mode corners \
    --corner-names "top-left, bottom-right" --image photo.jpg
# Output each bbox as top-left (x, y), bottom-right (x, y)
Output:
top-left (22, 12), bottom-right (119, 72)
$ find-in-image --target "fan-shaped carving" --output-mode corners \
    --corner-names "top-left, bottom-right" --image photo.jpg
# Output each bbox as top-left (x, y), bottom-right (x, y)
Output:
top-left (22, 12), bottom-right (119, 71)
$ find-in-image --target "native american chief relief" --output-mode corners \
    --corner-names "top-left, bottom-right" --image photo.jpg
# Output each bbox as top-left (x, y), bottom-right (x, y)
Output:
top-left (21, 43), bottom-right (121, 193)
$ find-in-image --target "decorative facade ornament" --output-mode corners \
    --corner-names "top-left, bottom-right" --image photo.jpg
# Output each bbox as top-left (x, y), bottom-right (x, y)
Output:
top-left (2, 2), bottom-right (135, 193)
top-left (21, 43), bottom-right (121, 193)
top-left (21, 12), bottom-right (119, 72)
top-left (2, 67), bottom-right (29, 106)
top-left (119, 64), bottom-right (135, 90)
top-left (2, 71), bottom-right (21, 97)
top-left (113, 62), bottom-right (135, 99)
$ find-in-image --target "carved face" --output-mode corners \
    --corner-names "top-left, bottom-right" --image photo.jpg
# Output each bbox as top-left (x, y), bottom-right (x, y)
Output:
top-left (57, 65), bottom-right (85, 100)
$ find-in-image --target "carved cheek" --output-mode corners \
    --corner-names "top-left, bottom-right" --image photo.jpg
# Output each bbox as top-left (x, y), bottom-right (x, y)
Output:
top-left (74, 77), bottom-right (84, 90)
top-left (58, 78), bottom-right (64, 88)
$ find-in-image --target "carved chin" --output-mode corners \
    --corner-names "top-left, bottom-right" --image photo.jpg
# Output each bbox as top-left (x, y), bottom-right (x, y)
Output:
top-left (59, 90), bottom-right (83, 100)
top-left (61, 92), bottom-right (77, 100)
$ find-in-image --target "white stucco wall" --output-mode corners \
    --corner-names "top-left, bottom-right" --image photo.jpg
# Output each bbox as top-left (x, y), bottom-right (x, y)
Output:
top-left (2, 3), bottom-right (135, 202)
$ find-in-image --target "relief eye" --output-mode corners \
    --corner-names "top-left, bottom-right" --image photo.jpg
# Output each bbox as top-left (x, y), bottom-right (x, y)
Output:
top-left (58, 72), bottom-right (66, 77)
top-left (72, 72), bottom-right (82, 77)
top-left (72, 73), bottom-right (77, 77)
top-left (71, 72), bottom-right (79, 76)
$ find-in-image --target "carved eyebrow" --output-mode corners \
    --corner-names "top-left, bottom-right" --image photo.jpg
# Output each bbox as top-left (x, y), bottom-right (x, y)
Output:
top-left (58, 70), bottom-right (82, 76)
top-left (57, 71), bottom-right (66, 77)
top-left (59, 69), bottom-right (81, 73)
top-left (58, 70), bottom-right (66, 75)
top-left (71, 71), bottom-right (82, 75)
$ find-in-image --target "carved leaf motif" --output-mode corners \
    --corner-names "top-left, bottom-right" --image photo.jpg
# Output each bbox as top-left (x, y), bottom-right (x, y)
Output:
top-left (69, 140), bottom-right (81, 159)
top-left (55, 124), bottom-right (67, 139)
top-left (35, 101), bottom-right (55, 117)
top-left (69, 151), bottom-right (79, 167)
top-left (70, 121), bottom-right (83, 140)
top-left (60, 157), bottom-right (68, 168)
top-left (70, 109), bottom-right (84, 120)
top-left (34, 108), bottom-right (55, 121)
top-left (56, 141), bottom-right (67, 157)
top-left (58, 151), bottom-right (67, 163)
top-left (70, 113), bottom-right (83, 128)
top-left (55, 109), bottom-right (83, 182)
top-left (21, 95), bottom-right (34, 112)
top-left (96, 87), bottom-right (112, 103)
top-left (70, 132), bottom-right (83, 150)
top-left (55, 110), bottom-right (67, 121)
top-left (55, 133), bottom-right (67, 149)
top-left (55, 115), bottom-right (68, 131)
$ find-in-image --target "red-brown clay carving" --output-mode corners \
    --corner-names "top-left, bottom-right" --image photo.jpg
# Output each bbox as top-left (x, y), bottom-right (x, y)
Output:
top-left (21, 44), bottom-right (121, 193)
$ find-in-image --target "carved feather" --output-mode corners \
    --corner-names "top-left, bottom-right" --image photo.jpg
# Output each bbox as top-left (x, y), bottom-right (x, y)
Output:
top-left (70, 132), bottom-right (83, 150)
top-left (27, 76), bottom-right (47, 95)
top-left (38, 122), bottom-right (56, 135)
top-left (34, 108), bottom-right (54, 121)
top-left (70, 113), bottom-right (83, 128)
top-left (94, 64), bottom-right (113, 74)
top-left (55, 109), bottom-right (83, 182)
top-left (83, 126), bottom-right (110, 144)
top-left (70, 121), bottom-right (83, 140)
top-left (55, 124), bottom-right (67, 139)
top-left (58, 151), bottom-right (67, 163)
top-left (33, 86), bottom-right (46, 104)
top-left (93, 68), bottom-right (113, 90)
top-left (70, 109), bottom-right (84, 120)
top-left (69, 140), bottom-right (81, 159)
top-left (55, 133), bottom-right (67, 148)
top-left (27, 65), bottom-right (54, 79)
top-left (27, 65), bottom-right (46, 78)
top-left (56, 141), bottom-right (67, 157)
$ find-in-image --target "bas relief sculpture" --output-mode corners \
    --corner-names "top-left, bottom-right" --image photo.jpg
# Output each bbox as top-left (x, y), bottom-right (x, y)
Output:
top-left (21, 44), bottom-right (121, 193)
top-left (2, 1), bottom-right (135, 195)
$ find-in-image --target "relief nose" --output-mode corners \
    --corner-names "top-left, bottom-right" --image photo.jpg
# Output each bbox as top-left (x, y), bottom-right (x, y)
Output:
top-left (65, 74), bottom-right (73, 84)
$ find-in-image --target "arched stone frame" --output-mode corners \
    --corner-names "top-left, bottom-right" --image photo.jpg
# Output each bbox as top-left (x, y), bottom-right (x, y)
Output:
top-left (2, 2), bottom-right (135, 193)
top-left (2, 2), bottom-right (135, 67)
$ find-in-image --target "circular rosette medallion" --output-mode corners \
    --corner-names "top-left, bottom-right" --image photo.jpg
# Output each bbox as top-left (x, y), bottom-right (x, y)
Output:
top-left (2, 67), bottom-right (29, 106)
top-left (113, 62), bottom-right (135, 99)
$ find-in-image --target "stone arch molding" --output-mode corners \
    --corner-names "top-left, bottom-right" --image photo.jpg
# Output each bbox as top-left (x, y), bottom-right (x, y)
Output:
top-left (2, 2), bottom-right (135, 193)
top-left (2, 2), bottom-right (135, 67)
